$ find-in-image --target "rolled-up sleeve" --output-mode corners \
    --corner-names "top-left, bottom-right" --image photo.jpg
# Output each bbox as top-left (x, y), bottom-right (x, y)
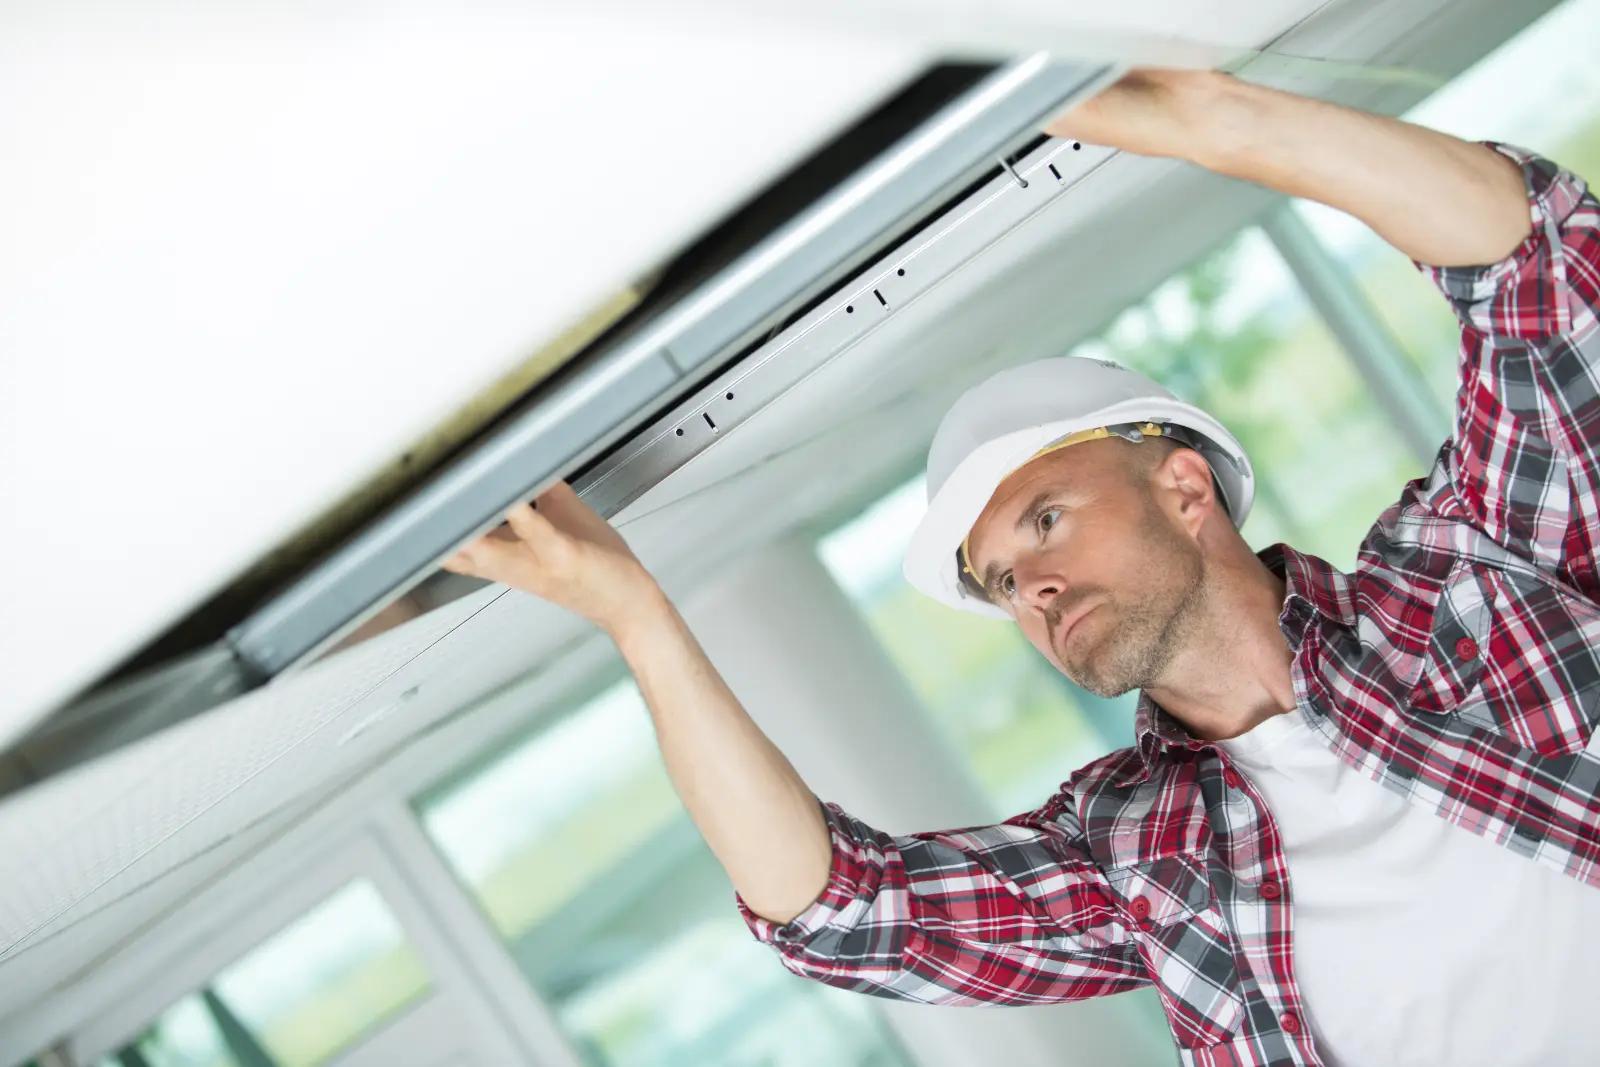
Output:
top-left (1419, 142), bottom-right (1595, 340)
top-left (1414, 142), bottom-right (1600, 580)
top-left (733, 796), bottom-right (1146, 1006)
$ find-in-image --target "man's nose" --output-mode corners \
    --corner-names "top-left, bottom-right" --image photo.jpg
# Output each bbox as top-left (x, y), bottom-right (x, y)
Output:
top-left (1015, 557), bottom-right (1066, 608)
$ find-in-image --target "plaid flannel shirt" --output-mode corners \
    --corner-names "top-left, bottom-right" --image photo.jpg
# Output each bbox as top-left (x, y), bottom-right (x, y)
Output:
top-left (734, 144), bottom-right (1600, 1065)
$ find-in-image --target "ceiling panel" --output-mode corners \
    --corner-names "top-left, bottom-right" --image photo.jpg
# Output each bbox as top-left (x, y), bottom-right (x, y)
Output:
top-left (0, 2), bottom-right (932, 736)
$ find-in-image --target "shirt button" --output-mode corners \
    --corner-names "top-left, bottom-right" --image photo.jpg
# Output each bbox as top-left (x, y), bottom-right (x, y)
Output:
top-left (1223, 768), bottom-right (1243, 790)
top-left (1129, 895), bottom-right (1152, 921)
top-left (1455, 637), bottom-right (1479, 660)
top-left (1259, 880), bottom-right (1283, 901)
top-left (1280, 1010), bottom-right (1301, 1034)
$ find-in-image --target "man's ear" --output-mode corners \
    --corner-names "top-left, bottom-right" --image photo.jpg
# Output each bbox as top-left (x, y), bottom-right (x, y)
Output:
top-left (1158, 447), bottom-right (1215, 536)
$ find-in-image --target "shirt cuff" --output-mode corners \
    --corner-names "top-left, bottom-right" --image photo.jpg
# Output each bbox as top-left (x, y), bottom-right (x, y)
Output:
top-left (1415, 141), bottom-right (1590, 338)
top-left (733, 798), bottom-right (864, 948)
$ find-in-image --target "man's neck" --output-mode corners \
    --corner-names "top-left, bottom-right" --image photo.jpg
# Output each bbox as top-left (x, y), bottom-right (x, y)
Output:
top-left (1144, 569), bottom-right (1296, 743)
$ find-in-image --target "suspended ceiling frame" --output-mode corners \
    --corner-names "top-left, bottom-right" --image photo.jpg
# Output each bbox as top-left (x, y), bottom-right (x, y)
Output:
top-left (8, 54), bottom-right (1117, 794)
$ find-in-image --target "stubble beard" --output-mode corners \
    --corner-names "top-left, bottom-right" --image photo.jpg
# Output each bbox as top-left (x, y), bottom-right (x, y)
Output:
top-left (1066, 511), bottom-right (1209, 699)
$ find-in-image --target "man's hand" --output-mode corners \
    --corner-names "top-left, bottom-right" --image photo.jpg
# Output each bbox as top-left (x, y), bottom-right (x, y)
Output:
top-left (443, 480), bottom-right (658, 634)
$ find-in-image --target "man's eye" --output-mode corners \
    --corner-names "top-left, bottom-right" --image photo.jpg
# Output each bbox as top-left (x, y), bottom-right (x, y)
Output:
top-left (1000, 572), bottom-right (1016, 599)
top-left (1038, 507), bottom-right (1062, 533)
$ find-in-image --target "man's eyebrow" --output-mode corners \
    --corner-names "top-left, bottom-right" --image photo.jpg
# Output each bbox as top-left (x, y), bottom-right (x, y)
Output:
top-left (977, 490), bottom-right (1058, 597)
top-left (1014, 490), bottom-right (1056, 534)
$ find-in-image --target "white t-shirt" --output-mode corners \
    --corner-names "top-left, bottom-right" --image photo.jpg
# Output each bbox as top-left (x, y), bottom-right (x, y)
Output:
top-left (1217, 708), bottom-right (1600, 1066)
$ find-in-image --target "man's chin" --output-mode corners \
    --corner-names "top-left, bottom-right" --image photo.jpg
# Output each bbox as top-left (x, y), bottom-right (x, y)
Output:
top-left (1056, 640), bottom-right (1101, 690)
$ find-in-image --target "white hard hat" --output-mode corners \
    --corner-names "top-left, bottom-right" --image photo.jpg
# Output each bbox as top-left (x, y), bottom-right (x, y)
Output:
top-left (902, 355), bottom-right (1254, 619)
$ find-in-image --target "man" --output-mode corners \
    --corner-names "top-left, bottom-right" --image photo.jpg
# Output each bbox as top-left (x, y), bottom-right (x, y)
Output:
top-left (443, 68), bottom-right (1600, 1065)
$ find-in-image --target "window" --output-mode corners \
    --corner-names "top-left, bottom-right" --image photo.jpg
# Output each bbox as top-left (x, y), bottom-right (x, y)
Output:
top-left (415, 677), bottom-right (913, 1067)
top-left (94, 880), bottom-right (430, 1067)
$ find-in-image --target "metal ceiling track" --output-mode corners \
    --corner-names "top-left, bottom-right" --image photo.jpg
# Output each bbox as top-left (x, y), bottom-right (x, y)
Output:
top-left (578, 126), bottom-right (1121, 519)
top-left (6, 53), bottom-right (1116, 795)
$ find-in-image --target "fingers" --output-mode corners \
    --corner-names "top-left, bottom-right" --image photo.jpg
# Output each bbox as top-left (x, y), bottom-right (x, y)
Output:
top-left (441, 544), bottom-right (491, 577)
top-left (439, 485), bottom-right (572, 580)
top-left (504, 499), bottom-right (555, 545)
top-left (442, 504), bottom-right (546, 579)
top-left (538, 478), bottom-right (576, 499)
top-left (532, 479), bottom-right (588, 521)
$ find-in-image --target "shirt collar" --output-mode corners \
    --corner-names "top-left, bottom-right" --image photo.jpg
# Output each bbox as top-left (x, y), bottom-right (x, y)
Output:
top-left (1115, 541), bottom-right (1350, 787)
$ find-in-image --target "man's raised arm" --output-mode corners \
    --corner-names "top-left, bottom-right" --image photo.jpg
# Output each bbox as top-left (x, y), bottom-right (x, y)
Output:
top-left (442, 482), bottom-right (833, 926)
top-left (442, 482), bottom-right (1146, 1007)
top-left (1045, 69), bottom-right (1531, 268)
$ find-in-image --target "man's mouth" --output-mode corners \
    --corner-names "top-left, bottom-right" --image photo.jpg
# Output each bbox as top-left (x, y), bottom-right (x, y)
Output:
top-left (1055, 602), bottom-right (1099, 648)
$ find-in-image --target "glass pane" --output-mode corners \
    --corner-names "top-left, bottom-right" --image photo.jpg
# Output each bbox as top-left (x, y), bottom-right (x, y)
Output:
top-left (211, 880), bottom-right (430, 1066)
top-left (93, 995), bottom-right (240, 1067)
top-left (1293, 0), bottom-right (1600, 416)
top-left (96, 879), bottom-right (430, 1067)
top-left (416, 678), bottom-right (914, 1067)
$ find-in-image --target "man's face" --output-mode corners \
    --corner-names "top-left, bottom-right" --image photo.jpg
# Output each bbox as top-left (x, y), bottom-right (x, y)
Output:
top-left (963, 438), bottom-right (1208, 698)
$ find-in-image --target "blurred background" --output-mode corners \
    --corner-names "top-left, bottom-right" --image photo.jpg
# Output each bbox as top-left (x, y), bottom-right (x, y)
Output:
top-left (4, 0), bottom-right (1599, 1064)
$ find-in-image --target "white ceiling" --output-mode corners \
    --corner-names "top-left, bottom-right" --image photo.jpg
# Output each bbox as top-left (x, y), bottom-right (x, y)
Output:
top-left (0, 0), bottom-right (1559, 1049)
top-left (0, 0), bottom-right (1355, 763)
top-left (0, 2), bottom-right (932, 735)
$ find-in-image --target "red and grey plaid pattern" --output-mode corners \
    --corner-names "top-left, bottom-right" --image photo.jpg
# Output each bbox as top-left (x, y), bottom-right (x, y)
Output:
top-left (734, 144), bottom-right (1599, 1065)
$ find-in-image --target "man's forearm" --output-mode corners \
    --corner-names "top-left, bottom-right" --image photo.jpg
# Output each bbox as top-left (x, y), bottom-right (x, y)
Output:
top-left (1196, 75), bottom-right (1530, 267)
top-left (1051, 70), bottom-right (1531, 267)
top-left (606, 584), bottom-right (832, 926)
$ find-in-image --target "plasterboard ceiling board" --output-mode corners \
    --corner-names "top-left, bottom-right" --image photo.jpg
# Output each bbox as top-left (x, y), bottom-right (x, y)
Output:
top-left (1, 0), bottom-right (1357, 749)
top-left (0, 2), bottom-right (932, 738)
top-left (0, 588), bottom-right (495, 942)
top-left (0, 0), bottom-right (1558, 1038)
